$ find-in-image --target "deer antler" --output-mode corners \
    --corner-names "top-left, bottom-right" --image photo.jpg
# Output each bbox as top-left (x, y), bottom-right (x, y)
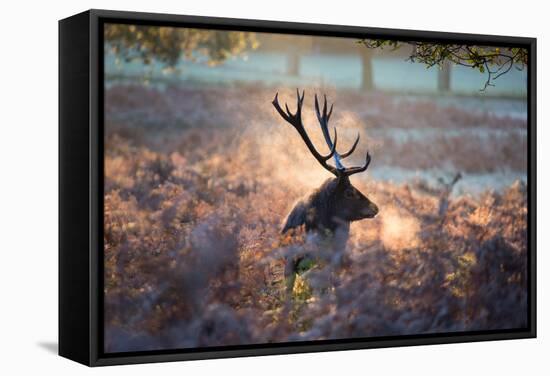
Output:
top-left (272, 89), bottom-right (339, 176)
top-left (273, 90), bottom-right (371, 178)
top-left (314, 94), bottom-right (362, 168)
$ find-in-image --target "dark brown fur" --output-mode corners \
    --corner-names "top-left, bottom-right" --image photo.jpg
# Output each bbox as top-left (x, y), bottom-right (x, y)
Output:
top-left (282, 176), bottom-right (378, 235)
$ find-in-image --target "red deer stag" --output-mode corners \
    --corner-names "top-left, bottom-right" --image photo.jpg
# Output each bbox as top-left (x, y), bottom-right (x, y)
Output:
top-left (272, 90), bottom-right (379, 290)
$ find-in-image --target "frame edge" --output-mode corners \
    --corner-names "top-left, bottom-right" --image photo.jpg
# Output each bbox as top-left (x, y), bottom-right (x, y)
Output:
top-left (59, 10), bottom-right (93, 367)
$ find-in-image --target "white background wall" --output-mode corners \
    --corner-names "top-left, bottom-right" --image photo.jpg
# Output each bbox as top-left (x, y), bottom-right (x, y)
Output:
top-left (0, 0), bottom-right (546, 374)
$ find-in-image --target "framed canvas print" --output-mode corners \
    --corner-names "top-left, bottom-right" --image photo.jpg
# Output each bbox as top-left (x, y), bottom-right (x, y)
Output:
top-left (59, 9), bottom-right (536, 366)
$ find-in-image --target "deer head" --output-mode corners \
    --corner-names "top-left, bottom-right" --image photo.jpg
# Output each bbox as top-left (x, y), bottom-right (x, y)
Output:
top-left (273, 90), bottom-right (379, 235)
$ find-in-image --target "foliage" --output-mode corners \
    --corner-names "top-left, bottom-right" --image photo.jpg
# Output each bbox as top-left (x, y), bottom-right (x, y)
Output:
top-left (103, 85), bottom-right (528, 352)
top-left (360, 39), bottom-right (528, 90)
top-left (104, 24), bottom-right (259, 67)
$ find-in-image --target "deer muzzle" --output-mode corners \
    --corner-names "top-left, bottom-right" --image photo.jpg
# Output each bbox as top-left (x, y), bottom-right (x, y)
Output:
top-left (364, 202), bottom-right (379, 218)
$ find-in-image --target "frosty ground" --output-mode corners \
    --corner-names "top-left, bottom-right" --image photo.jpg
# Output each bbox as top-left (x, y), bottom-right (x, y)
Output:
top-left (103, 85), bottom-right (528, 352)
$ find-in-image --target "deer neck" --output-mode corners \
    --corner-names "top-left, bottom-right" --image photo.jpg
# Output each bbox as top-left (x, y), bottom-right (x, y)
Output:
top-left (306, 179), bottom-right (351, 235)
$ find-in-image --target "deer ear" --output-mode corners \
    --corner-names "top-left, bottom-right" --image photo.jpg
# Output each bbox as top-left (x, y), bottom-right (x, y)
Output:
top-left (281, 201), bottom-right (307, 234)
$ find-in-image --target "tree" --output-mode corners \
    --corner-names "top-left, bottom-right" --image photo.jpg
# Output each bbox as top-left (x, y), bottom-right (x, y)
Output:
top-left (104, 24), bottom-right (259, 67)
top-left (359, 39), bottom-right (528, 91)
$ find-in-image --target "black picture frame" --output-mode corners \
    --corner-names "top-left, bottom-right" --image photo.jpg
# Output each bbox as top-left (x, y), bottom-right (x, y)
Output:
top-left (59, 9), bottom-right (537, 367)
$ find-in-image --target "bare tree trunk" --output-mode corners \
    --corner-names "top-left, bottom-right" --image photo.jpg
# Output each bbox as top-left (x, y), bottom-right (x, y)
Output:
top-left (287, 51), bottom-right (300, 76)
top-left (360, 48), bottom-right (374, 90)
top-left (438, 61), bottom-right (451, 92)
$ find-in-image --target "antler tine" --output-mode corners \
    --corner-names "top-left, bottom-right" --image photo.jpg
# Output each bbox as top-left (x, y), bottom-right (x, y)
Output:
top-left (324, 128), bottom-right (338, 160)
top-left (272, 91), bottom-right (338, 176)
top-left (339, 133), bottom-right (360, 159)
top-left (297, 88), bottom-right (305, 104)
top-left (315, 94), bottom-right (344, 170)
top-left (342, 151), bottom-right (371, 177)
top-left (272, 93), bottom-right (290, 122)
top-left (323, 94), bottom-right (333, 121)
top-left (295, 88), bottom-right (305, 118)
top-left (314, 93), bottom-right (323, 124)
top-left (285, 103), bottom-right (293, 117)
top-left (312, 93), bottom-right (339, 160)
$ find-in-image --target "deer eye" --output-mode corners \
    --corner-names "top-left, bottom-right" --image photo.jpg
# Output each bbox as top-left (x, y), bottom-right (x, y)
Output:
top-left (344, 189), bottom-right (355, 198)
